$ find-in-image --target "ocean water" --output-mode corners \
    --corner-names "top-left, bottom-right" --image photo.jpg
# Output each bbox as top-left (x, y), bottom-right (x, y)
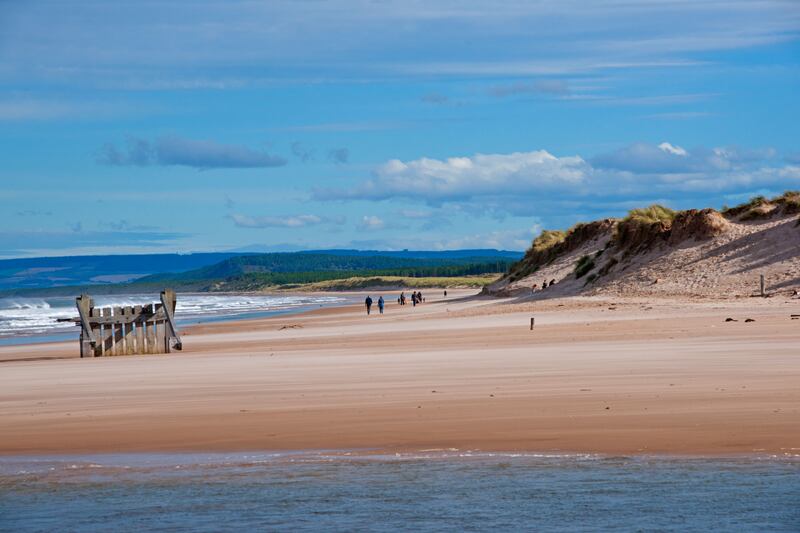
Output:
top-left (0, 294), bottom-right (348, 344)
top-left (0, 452), bottom-right (797, 532)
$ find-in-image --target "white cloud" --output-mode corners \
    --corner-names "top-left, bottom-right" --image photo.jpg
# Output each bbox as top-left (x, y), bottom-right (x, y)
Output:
top-left (231, 214), bottom-right (344, 228)
top-left (643, 111), bottom-right (714, 120)
top-left (322, 150), bottom-right (587, 201)
top-left (432, 226), bottom-right (542, 251)
top-left (489, 79), bottom-right (570, 97)
top-left (591, 142), bottom-right (771, 174)
top-left (658, 142), bottom-right (688, 156)
top-left (0, 98), bottom-right (139, 121)
top-left (397, 209), bottom-right (434, 219)
top-left (343, 225), bottom-right (540, 251)
top-left (358, 215), bottom-right (386, 230)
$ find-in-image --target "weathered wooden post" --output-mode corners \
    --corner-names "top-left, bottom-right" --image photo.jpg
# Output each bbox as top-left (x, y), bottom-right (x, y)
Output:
top-left (76, 294), bottom-right (96, 358)
top-left (760, 274), bottom-right (765, 297)
top-left (144, 303), bottom-right (156, 354)
top-left (102, 307), bottom-right (113, 355)
top-left (160, 289), bottom-right (182, 351)
top-left (530, 317), bottom-right (535, 330)
top-left (90, 307), bottom-right (102, 356)
top-left (134, 304), bottom-right (144, 353)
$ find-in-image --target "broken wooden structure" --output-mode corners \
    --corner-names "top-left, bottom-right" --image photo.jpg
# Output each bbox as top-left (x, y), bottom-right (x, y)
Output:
top-left (71, 289), bottom-right (182, 357)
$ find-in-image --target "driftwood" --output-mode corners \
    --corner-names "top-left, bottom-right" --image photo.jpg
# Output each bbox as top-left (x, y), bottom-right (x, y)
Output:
top-left (68, 289), bottom-right (182, 357)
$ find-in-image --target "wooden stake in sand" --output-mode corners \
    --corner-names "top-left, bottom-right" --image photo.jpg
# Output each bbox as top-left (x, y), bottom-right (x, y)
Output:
top-left (761, 274), bottom-right (765, 297)
top-left (530, 317), bottom-right (535, 330)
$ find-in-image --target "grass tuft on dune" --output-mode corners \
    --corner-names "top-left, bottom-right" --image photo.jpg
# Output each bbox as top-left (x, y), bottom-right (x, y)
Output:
top-left (529, 230), bottom-right (567, 253)
top-left (622, 205), bottom-right (677, 226)
top-left (614, 205), bottom-right (676, 251)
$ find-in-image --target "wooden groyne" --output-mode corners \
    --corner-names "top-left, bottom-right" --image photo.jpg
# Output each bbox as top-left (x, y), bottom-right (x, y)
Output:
top-left (68, 289), bottom-right (183, 357)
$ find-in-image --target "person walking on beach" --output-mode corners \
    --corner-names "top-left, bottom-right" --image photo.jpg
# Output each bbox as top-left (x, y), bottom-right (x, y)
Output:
top-left (400, 292), bottom-right (406, 305)
top-left (412, 291), bottom-right (417, 307)
top-left (365, 295), bottom-right (373, 315)
top-left (443, 290), bottom-right (447, 298)
top-left (378, 296), bottom-right (384, 314)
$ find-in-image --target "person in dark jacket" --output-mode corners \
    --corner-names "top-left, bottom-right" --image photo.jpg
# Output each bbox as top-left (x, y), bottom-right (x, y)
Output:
top-left (365, 295), bottom-right (373, 315)
top-left (378, 296), bottom-right (385, 314)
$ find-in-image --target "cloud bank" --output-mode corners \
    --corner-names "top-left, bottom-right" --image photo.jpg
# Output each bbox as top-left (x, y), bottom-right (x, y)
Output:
top-left (98, 136), bottom-right (287, 169)
top-left (0, 228), bottom-right (187, 258)
top-left (318, 143), bottom-right (800, 217)
top-left (4, 1), bottom-right (798, 88)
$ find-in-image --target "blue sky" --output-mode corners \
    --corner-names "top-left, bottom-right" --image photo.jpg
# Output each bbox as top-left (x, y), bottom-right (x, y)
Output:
top-left (1, 0), bottom-right (798, 258)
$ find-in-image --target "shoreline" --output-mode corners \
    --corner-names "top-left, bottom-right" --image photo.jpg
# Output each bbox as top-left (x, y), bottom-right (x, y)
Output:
top-left (1, 291), bottom-right (798, 457)
top-left (0, 290), bottom-right (362, 347)
top-left (2, 449), bottom-right (798, 463)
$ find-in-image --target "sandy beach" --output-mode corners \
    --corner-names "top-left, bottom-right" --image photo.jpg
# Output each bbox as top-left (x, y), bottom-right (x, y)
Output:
top-left (1, 290), bottom-right (798, 456)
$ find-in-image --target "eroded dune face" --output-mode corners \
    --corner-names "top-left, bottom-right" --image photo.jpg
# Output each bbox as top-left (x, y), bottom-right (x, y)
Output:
top-left (490, 199), bottom-right (800, 299)
top-left (667, 209), bottom-right (729, 245)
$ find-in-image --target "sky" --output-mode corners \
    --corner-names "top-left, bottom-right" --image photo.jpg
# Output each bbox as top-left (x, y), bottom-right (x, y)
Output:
top-left (1, 0), bottom-right (799, 258)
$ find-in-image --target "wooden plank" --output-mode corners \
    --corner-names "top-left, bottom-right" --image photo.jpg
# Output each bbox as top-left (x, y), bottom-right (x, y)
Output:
top-left (139, 305), bottom-right (150, 354)
top-left (154, 304), bottom-right (167, 353)
top-left (101, 307), bottom-right (113, 355)
top-left (145, 304), bottom-right (156, 354)
top-left (160, 289), bottom-right (182, 351)
top-left (140, 315), bottom-right (148, 354)
top-left (112, 306), bottom-right (124, 355)
top-left (91, 307), bottom-right (103, 357)
top-left (123, 306), bottom-right (134, 355)
top-left (134, 305), bottom-right (144, 355)
top-left (161, 318), bottom-right (170, 353)
top-left (77, 310), bottom-right (161, 326)
top-left (121, 307), bottom-right (128, 354)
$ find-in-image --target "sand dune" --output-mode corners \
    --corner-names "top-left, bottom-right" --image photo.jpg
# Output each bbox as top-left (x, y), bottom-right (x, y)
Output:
top-left (489, 205), bottom-right (800, 300)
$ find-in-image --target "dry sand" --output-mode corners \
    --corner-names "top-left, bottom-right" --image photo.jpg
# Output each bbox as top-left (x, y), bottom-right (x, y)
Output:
top-left (1, 290), bottom-right (798, 456)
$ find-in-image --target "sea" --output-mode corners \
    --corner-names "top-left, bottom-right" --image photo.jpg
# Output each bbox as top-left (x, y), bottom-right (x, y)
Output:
top-left (0, 452), bottom-right (798, 532)
top-left (0, 293), bottom-right (351, 345)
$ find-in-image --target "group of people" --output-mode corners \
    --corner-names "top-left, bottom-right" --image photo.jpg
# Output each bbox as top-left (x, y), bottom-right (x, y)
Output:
top-left (364, 290), bottom-right (430, 315)
top-left (531, 279), bottom-right (557, 292)
top-left (364, 295), bottom-right (385, 315)
top-left (398, 290), bottom-right (424, 306)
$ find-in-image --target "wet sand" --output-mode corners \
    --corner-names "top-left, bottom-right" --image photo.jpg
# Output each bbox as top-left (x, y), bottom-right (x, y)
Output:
top-left (1, 291), bottom-right (798, 455)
